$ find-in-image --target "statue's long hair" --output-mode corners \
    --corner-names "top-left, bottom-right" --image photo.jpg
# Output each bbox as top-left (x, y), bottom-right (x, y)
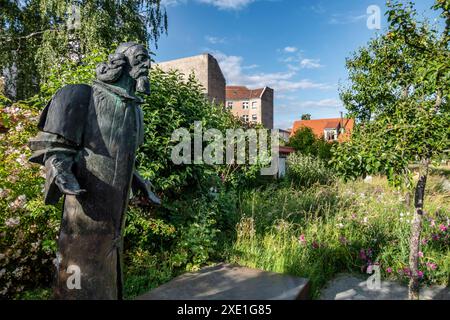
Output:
top-left (95, 53), bottom-right (127, 83)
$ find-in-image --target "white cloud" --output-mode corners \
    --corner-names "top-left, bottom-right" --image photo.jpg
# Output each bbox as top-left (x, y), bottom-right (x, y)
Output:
top-left (300, 58), bottom-right (323, 69)
top-left (161, 0), bottom-right (186, 6)
top-left (284, 46), bottom-right (298, 53)
top-left (297, 99), bottom-right (342, 108)
top-left (212, 51), bottom-right (331, 92)
top-left (197, 0), bottom-right (256, 10)
top-left (205, 35), bottom-right (227, 44)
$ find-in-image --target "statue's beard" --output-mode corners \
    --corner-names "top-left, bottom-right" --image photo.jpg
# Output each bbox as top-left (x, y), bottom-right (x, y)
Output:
top-left (135, 76), bottom-right (150, 95)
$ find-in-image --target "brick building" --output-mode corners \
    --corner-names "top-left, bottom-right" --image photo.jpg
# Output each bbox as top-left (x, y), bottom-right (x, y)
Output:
top-left (225, 86), bottom-right (274, 129)
top-left (155, 53), bottom-right (226, 105)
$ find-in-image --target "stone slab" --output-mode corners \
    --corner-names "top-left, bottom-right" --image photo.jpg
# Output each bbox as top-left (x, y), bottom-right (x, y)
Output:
top-left (320, 273), bottom-right (450, 300)
top-left (137, 263), bottom-right (310, 300)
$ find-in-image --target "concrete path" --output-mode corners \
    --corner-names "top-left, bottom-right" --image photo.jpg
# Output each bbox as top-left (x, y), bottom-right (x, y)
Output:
top-left (320, 273), bottom-right (450, 300)
top-left (137, 263), bottom-right (310, 300)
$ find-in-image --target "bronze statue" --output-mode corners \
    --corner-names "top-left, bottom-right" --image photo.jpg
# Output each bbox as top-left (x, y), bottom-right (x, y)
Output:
top-left (29, 42), bottom-right (160, 300)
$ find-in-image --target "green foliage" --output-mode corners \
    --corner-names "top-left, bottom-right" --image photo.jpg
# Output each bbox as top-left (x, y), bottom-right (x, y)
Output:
top-left (0, 0), bottom-right (168, 100)
top-left (288, 127), bottom-right (335, 162)
top-left (227, 176), bottom-right (449, 298)
top-left (335, 0), bottom-right (450, 187)
top-left (286, 153), bottom-right (335, 188)
top-left (0, 98), bottom-right (61, 298)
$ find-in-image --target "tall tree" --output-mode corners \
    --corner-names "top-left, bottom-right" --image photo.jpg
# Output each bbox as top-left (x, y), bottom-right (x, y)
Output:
top-left (0, 0), bottom-right (168, 100)
top-left (333, 0), bottom-right (449, 299)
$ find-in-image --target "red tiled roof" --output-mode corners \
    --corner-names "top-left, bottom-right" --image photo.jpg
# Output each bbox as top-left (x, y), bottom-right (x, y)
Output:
top-left (226, 86), bottom-right (265, 100)
top-left (291, 118), bottom-right (355, 142)
top-left (279, 146), bottom-right (295, 154)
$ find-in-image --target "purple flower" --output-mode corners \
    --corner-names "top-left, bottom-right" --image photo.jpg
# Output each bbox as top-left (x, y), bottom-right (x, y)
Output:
top-left (312, 241), bottom-right (319, 249)
top-left (418, 271), bottom-right (424, 278)
top-left (359, 249), bottom-right (367, 260)
top-left (386, 267), bottom-right (393, 273)
top-left (432, 234), bottom-right (440, 241)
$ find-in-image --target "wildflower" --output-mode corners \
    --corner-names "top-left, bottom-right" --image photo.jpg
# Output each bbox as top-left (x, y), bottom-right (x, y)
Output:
top-left (362, 217), bottom-right (368, 224)
top-left (339, 236), bottom-right (348, 245)
top-left (8, 195), bottom-right (27, 211)
top-left (386, 267), bottom-right (393, 273)
top-left (312, 241), bottom-right (319, 249)
top-left (426, 262), bottom-right (437, 271)
top-left (439, 224), bottom-right (448, 232)
top-left (418, 251), bottom-right (424, 258)
top-left (400, 212), bottom-right (405, 218)
top-left (432, 234), bottom-right (440, 241)
top-left (418, 271), bottom-right (424, 278)
top-left (298, 234), bottom-right (306, 245)
top-left (337, 223), bottom-right (344, 229)
top-left (359, 249), bottom-right (367, 260)
top-left (5, 217), bottom-right (20, 227)
top-left (430, 219), bottom-right (436, 227)
top-left (421, 238), bottom-right (428, 245)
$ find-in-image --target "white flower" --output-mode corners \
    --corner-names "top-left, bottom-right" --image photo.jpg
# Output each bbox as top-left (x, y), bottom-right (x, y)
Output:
top-left (5, 217), bottom-right (20, 227)
top-left (337, 223), bottom-right (345, 229)
top-left (400, 212), bottom-right (404, 217)
top-left (363, 217), bottom-right (368, 224)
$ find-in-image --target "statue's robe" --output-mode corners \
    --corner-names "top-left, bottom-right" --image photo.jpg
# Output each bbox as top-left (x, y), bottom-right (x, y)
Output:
top-left (29, 80), bottom-right (144, 299)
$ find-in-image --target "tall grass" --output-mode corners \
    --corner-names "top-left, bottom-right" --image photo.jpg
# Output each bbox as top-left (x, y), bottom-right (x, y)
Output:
top-left (225, 176), bottom-right (450, 298)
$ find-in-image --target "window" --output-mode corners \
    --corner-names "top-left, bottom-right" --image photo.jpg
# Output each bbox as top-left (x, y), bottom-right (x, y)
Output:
top-left (227, 101), bottom-right (233, 109)
top-left (252, 101), bottom-right (257, 109)
top-left (252, 114), bottom-right (257, 121)
top-left (241, 115), bottom-right (249, 122)
top-left (242, 101), bottom-right (249, 109)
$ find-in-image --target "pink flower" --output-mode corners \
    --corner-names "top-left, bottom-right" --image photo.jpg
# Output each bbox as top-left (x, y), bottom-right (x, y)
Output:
top-left (298, 234), bottom-right (306, 245)
top-left (386, 267), bottom-right (393, 273)
top-left (418, 251), bottom-right (424, 258)
top-left (439, 224), bottom-right (448, 232)
top-left (418, 271), bottom-right (424, 278)
top-left (426, 262), bottom-right (437, 271)
top-left (421, 238), bottom-right (428, 245)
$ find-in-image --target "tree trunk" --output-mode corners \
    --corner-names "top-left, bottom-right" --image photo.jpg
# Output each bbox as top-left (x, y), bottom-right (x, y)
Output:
top-left (408, 159), bottom-right (430, 300)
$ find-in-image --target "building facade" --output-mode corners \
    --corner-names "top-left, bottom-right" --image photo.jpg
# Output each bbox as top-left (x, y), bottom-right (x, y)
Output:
top-left (291, 117), bottom-right (355, 142)
top-left (155, 53), bottom-right (226, 105)
top-left (225, 86), bottom-right (274, 129)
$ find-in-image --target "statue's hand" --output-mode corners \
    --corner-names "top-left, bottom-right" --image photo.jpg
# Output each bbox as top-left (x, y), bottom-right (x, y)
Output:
top-left (55, 173), bottom-right (86, 196)
top-left (132, 173), bottom-right (161, 205)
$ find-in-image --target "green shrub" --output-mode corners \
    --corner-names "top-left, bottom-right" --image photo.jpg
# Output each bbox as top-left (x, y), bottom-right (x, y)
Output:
top-left (287, 127), bottom-right (335, 162)
top-left (287, 153), bottom-right (335, 188)
top-left (0, 97), bottom-right (61, 298)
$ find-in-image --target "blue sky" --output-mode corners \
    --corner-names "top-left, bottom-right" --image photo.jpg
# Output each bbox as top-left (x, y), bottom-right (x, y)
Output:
top-left (154, 0), bottom-right (437, 129)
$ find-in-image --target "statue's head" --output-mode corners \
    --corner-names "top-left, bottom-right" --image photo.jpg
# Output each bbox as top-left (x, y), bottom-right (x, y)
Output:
top-left (96, 42), bottom-right (151, 95)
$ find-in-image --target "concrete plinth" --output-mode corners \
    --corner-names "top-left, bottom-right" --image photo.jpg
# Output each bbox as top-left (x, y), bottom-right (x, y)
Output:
top-left (137, 263), bottom-right (310, 300)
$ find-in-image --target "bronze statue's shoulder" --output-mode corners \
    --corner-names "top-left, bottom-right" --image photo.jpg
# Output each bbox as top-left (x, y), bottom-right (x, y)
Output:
top-left (37, 84), bottom-right (93, 146)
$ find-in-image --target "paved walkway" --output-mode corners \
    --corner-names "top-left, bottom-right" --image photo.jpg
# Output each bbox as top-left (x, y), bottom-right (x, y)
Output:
top-left (320, 273), bottom-right (450, 300)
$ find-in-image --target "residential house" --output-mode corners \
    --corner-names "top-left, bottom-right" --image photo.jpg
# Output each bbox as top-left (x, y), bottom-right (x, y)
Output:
top-left (226, 86), bottom-right (274, 129)
top-left (291, 117), bottom-right (355, 142)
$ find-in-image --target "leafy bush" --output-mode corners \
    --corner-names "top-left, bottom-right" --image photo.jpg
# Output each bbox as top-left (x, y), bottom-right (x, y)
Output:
top-left (287, 153), bottom-right (335, 188)
top-left (0, 97), bottom-right (61, 298)
top-left (0, 50), bottom-right (254, 299)
top-left (288, 126), bottom-right (335, 161)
